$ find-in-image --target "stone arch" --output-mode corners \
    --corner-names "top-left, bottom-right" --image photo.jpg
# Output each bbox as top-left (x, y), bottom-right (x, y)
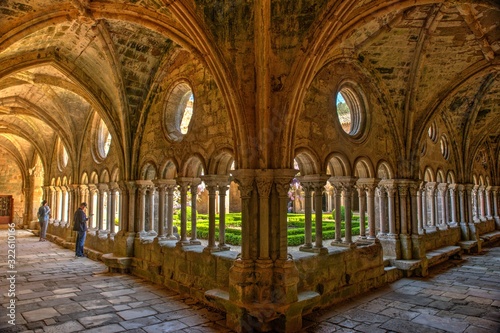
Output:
top-left (423, 167), bottom-right (435, 182)
top-left (111, 167), bottom-right (121, 182)
top-left (160, 159), bottom-right (179, 179)
top-left (353, 157), bottom-right (375, 178)
top-left (208, 149), bottom-right (234, 175)
top-left (436, 169), bottom-right (446, 183)
top-left (90, 171), bottom-right (99, 184)
top-left (326, 152), bottom-right (351, 177)
top-left (446, 170), bottom-right (456, 184)
top-left (100, 169), bottom-right (110, 183)
top-left (181, 154), bottom-right (205, 178)
top-left (295, 148), bottom-right (321, 176)
top-left (62, 176), bottom-right (68, 186)
top-left (376, 161), bottom-right (394, 180)
top-left (479, 175), bottom-right (485, 186)
top-left (56, 177), bottom-right (62, 186)
top-left (140, 162), bottom-right (157, 181)
top-left (81, 172), bottom-right (89, 185)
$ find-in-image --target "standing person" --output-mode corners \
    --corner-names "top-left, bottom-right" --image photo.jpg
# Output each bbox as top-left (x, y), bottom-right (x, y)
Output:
top-left (73, 202), bottom-right (89, 257)
top-left (37, 200), bottom-right (51, 242)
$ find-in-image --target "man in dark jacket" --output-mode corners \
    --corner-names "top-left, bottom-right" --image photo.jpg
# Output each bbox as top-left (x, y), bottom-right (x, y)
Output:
top-left (73, 202), bottom-right (89, 257)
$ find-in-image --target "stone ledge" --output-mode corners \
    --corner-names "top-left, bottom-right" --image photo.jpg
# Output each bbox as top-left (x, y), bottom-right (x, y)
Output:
top-left (426, 245), bottom-right (462, 266)
top-left (458, 240), bottom-right (479, 254)
top-left (480, 230), bottom-right (500, 246)
top-left (102, 253), bottom-right (133, 273)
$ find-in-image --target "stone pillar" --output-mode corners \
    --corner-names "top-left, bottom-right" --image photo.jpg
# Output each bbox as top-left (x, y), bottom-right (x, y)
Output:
top-left (218, 181), bottom-right (230, 251)
top-left (448, 184), bottom-right (458, 226)
top-left (365, 182), bottom-right (378, 239)
top-left (108, 183), bottom-right (118, 236)
top-left (437, 183), bottom-right (449, 229)
top-left (426, 182), bottom-right (437, 230)
top-left (190, 179), bottom-right (202, 245)
top-left (136, 181), bottom-right (149, 237)
top-left (165, 182), bottom-right (177, 240)
top-left (356, 185), bottom-right (367, 239)
top-left (468, 185), bottom-right (477, 223)
top-left (60, 186), bottom-right (68, 223)
top-left (478, 185), bottom-right (486, 221)
top-left (416, 184), bottom-right (424, 233)
top-left (458, 184), bottom-right (470, 240)
top-left (385, 183), bottom-right (397, 236)
top-left (398, 181), bottom-right (416, 260)
top-left (88, 184), bottom-right (97, 229)
top-left (341, 178), bottom-right (357, 246)
top-left (274, 170), bottom-right (297, 260)
top-left (324, 183), bottom-right (333, 212)
top-left (377, 186), bottom-right (388, 235)
top-left (147, 184), bottom-right (157, 236)
top-left (97, 183), bottom-right (109, 235)
top-left (409, 182), bottom-right (420, 236)
top-left (472, 185), bottom-right (479, 222)
top-left (332, 182), bottom-right (343, 243)
top-left (153, 180), bottom-right (167, 239)
top-left (485, 186), bottom-right (492, 220)
top-left (177, 178), bottom-right (191, 246)
top-left (492, 186), bottom-right (500, 227)
top-left (124, 181), bottom-right (137, 234)
top-left (232, 170), bottom-right (255, 261)
top-left (299, 182), bottom-right (313, 251)
top-left (256, 171), bottom-right (274, 261)
top-left (421, 182), bottom-right (428, 229)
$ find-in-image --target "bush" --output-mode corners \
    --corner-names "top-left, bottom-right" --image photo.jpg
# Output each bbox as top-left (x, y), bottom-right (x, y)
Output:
top-left (331, 206), bottom-right (353, 222)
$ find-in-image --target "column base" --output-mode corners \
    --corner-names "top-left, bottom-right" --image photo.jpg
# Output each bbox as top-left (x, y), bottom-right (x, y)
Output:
top-left (190, 239), bottom-right (202, 245)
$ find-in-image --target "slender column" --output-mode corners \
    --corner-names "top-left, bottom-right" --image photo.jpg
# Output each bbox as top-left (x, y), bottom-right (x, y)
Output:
top-left (124, 181), bottom-right (137, 234)
top-left (203, 180), bottom-right (218, 252)
top-left (385, 184), bottom-right (396, 235)
top-left (55, 186), bottom-right (61, 220)
top-left (342, 180), bottom-right (356, 245)
top-left (472, 185), bottom-right (479, 222)
top-left (274, 170), bottom-right (297, 260)
top-left (437, 183), bottom-right (449, 229)
top-left (458, 184), bottom-right (466, 224)
top-left (66, 186), bottom-right (75, 227)
top-left (60, 186), bottom-right (67, 223)
top-left (397, 183), bottom-right (409, 235)
top-left (313, 182), bottom-right (326, 248)
top-left (492, 186), bottom-right (499, 221)
top-left (448, 184), bottom-right (458, 225)
top-left (136, 181), bottom-right (148, 237)
top-left (366, 183), bottom-right (377, 239)
top-left (356, 185), bottom-right (367, 239)
top-left (190, 179), bottom-right (202, 244)
top-left (332, 183), bottom-right (343, 243)
top-left (147, 184), bottom-right (157, 236)
top-left (421, 182), bottom-right (428, 228)
top-left (108, 183), bottom-right (117, 235)
top-left (97, 184), bottom-right (109, 234)
top-left (377, 186), bottom-right (388, 235)
top-left (324, 183), bottom-right (333, 212)
top-left (409, 182), bottom-right (420, 235)
top-left (478, 186), bottom-right (486, 221)
top-left (165, 182), bottom-right (177, 240)
top-left (218, 183), bottom-right (230, 251)
top-left (88, 184), bottom-right (97, 228)
top-left (153, 181), bottom-right (167, 239)
top-left (177, 179), bottom-right (191, 246)
top-left (232, 170), bottom-right (255, 261)
top-left (416, 185), bottom-right (423, 233)
top-left (255, 172), bottom-right (273, 260)
top-left (485, 186), bottom-right (492, 219)
top-left (299, 183), bottom-right (313, 250)
top-left (427, 182), bottom-right (437, 229)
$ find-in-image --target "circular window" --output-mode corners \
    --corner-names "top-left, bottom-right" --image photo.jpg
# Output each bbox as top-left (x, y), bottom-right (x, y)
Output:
top-left (335, 81), bottom-right (367, 140)
top-left (98, 120), bottom-right (112, 159)
top-left (163, 81), bottom-right (194, 142)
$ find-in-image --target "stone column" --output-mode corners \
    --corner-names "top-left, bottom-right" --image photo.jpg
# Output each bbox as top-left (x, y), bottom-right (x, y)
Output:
top-left (324, 183), bottom-right (333, 212)
top-left (471, 185), bottom-right (480, 223)
top-left (256, 171), bottom-right (273, 260)
top-left (298, 180), bottom-right (312, 251)
top-left (97, 183), bottom-right (108, 235)
top-left (377, 186), bottom-right (388, 235)
top-left (426, 182), bottom-right (437, 230)
top-left (485, 186), bottom-right (492, 220)
top-left (108, 183), bottom-right (118, 236)
top-left (135, 181), bottom-right (149, 237)
top-left (421, 182), bottom-right (428, 229)
top-left (190, 179), bottom-right (202, 245)
top-left (492, 186), bottom-right (500, 227)
top-left (124, 181), bottom-right (137, 234)
top-left (165, 182), bottom-right (178, 240)
top-left (332, 182), bottom-right (343, 243)
top-left (274, 170), bottom-right (297, 260)
top-left (448, 184), bottom-right (458, 226)
top-left (313, 177), bottom-right (329, 251)
top-left (416, 184), bottom-right (424, 233)
top-left (147, 184), bottom-right (157, 236)
top-left (218, 182), bottom-right (230, 251)
top-left (232, 170), bottom-right (255, 261)
top-left (385, 183), bottom-right (397, 236)
top-left (478, 185), bottom-right (486, 221)
top-left (153, 180), bottom-right (167, 239)
top-left (409, 182), bottom-right (420, 236)
top-left (177, 178), bottom-right (191, 247)
top-left (61, 186), bottom-right (68, 223)
top-left (365, 182), bottom-right (378, 239)
top-left (437, 183), bottom-right (449, 229)
top-left (88, 184), bottom-right (97, 229)
top-left (356, 185), bottom-right (367, 239)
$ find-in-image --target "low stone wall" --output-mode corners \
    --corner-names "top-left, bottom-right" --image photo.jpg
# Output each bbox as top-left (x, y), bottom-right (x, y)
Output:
top-left (476, 219), bottom-right (496, 235)
top-left (293, 242), bottom-right (387, 308)
top-left (131, 239), bottom-right (237, 299)
top-left (422, 225), bottom-right (461, 252)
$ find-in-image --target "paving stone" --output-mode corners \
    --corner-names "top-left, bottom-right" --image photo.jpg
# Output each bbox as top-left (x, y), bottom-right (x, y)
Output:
top-left (119, 316), bottom-right (162, 330)
top-left (78, 313), bottom-right (122, 328)
top-left (381, 318), bottom-right (444, 333)
top-left (412, 313), bottom-right (470, 332)
top-left (450, 304), bottom-right (488, 316)
top-left (41, 320), bottom-right (85, 332)
top-left (80, 323), bottom-right (126, 333)
top-left (142, 320), bottom-right (188, 333)
top-left (22, 308), bottom-right (60, 322)
top-left (116, 308), bottom-right (158, 321)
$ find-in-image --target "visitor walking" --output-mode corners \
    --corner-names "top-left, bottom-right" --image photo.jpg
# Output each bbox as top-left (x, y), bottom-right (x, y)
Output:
top-left (73, 202), bottom-right (90, 257)
top-left (37, 200), bottom-right (50, 241)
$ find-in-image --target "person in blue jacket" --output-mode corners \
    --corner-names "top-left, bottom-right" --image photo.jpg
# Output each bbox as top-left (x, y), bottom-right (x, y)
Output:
top-left (73, 202), bottom-right (90, 257)
top-left (37, 200), bottom-right (51, 241)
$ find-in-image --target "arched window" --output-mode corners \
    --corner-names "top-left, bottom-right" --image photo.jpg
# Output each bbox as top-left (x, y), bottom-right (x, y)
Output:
top-left (57, 138), bottom-right (68, 171)
top-left (92, 118), bottom-right (112, 163)
top-left (440, 135), bottom-right (450, 160)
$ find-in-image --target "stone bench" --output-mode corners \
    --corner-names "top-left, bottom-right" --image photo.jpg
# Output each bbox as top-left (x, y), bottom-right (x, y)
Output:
top-left (480, 230), bottom-right (500, 246)
top-left (458, 240), bottom-right (480, 254)
top-left (426, 245), bottom-right (462, 267)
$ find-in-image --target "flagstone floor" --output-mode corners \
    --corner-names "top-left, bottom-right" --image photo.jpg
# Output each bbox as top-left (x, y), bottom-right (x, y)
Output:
top-left (1, 229), bottom-right (499, 332)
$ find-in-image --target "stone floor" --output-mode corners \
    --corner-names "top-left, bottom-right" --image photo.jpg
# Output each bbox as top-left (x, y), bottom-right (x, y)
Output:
top-left (0, 229), bottom-right (499, 333)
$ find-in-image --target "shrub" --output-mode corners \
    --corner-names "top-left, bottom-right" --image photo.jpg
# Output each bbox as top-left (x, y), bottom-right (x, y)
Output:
top-left (331, 206), bottom-right (353, 221)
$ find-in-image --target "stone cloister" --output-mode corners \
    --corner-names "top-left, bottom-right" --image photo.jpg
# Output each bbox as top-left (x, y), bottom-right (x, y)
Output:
top-left (0, 1), bottom-right (499, 332)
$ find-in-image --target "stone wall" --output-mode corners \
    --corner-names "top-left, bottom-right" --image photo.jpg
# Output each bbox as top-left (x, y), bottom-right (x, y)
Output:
top-left (0, 157), bottom-right (24, 225)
